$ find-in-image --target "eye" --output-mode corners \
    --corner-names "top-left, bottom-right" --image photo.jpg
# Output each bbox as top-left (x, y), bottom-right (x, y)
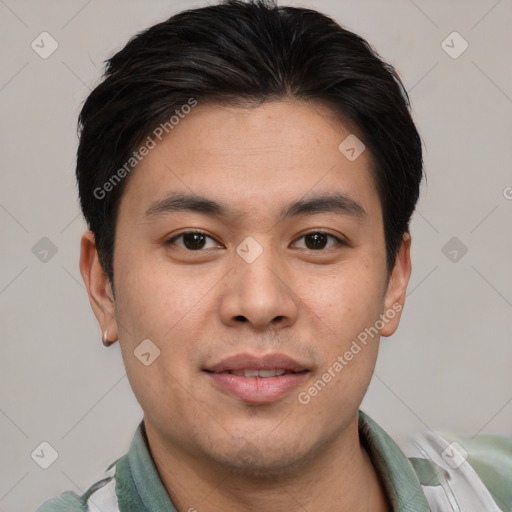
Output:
top-left (166, 231), bottom-right (222, 251)
top-left (293, 231), bottom-right (344, 251)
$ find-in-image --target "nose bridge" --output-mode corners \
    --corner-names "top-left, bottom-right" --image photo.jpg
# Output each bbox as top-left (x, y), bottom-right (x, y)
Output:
top-left (220, 235), bottom-right (298, 329)
top-left (236, 237), bottom-right (287, 300)
top-left (240, 248), bottom-right (283, 293)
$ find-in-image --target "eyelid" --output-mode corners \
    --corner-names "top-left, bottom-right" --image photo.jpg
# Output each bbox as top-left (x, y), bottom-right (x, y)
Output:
top-left (165, 230), bottom-right (223, 249)
top-left (165, 230), bottom-right (348, 251)
top-left (292, 230), bottom-right (347, 249)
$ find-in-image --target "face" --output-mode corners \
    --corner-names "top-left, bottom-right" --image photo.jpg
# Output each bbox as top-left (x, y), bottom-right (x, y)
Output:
top-left (81, 100), bottom-right (411, 476)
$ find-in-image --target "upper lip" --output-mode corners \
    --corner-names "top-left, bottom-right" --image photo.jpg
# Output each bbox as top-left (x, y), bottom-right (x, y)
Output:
top-left (204, 353), bottom-right (309, 373)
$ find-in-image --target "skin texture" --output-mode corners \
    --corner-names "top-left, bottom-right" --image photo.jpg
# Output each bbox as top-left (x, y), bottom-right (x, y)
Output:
top-left (80, 100), bottom-right (411, 512)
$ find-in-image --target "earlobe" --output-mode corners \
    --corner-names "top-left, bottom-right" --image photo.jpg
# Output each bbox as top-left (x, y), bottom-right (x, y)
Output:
top-left (381, 233), bottom-right (412, 337)
top-left (79, 230), bottom-right (119, 344)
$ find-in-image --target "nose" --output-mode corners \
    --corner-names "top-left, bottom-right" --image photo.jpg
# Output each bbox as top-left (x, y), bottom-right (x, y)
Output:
top-left (219, 242), bottom-right (299, 331)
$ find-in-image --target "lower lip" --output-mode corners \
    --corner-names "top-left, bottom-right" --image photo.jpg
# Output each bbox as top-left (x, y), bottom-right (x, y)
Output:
top-left (206, 372), bottom-right (309, 404)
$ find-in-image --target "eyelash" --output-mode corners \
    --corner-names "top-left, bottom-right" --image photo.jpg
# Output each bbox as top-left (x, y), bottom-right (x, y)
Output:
top-left (165, 230), bottom-right (346, 251)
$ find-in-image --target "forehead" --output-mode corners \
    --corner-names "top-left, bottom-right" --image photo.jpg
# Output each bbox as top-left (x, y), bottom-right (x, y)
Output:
top-left (118, 100), bottom-right (380, 223)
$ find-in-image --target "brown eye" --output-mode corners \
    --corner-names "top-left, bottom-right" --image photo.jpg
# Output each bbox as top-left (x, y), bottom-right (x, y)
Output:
top-left (294, 232), bottom-right (343, 251)
top-left (305, 233), bottom-right (328, 250)
top-left (166, 232), bottom-right (221, 251)
top-left (182, 233), bottom-right (207, 250)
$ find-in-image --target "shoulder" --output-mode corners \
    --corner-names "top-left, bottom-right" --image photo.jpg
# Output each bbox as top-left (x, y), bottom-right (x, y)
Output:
top-left (35, 490), bottom-right (85, 512)
top-left (397, 427), bottom-right (512, 512)
top-left (35, 465), bottom-right (119, 512)
top-left (442, 431), bottom-right (512, 511)
top-left (444, 430), bottom-right (512, 471)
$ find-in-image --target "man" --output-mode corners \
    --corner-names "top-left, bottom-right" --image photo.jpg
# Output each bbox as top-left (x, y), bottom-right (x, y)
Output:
top-left (36, 1), bottom-right (512, 511)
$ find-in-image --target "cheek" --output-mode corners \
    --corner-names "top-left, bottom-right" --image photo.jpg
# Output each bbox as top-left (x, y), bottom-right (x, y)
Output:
top-left (113, 282), bottom-right (206, 427)
top-left (114, 250), bottom-right (204, 341)
top-left (296, 284), bottom-right (382, 425)
top-left (114, 270), bottom-right (205, 425)
top-left (293, 261), bottom-right (386, 411)
top-left (120, 351), bottom-right (192, 438)
top-left (299, 262), bottom-right (386, 341)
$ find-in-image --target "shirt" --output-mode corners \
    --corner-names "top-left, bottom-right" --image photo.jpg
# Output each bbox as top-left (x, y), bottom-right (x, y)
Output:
top-left (36, 410), bottom-right (512, 511)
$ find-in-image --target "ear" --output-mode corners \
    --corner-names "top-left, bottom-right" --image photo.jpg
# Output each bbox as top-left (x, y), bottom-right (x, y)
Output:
top-left (380, 233), bottom-right (412, 337)
top-left (79, 230), bottom-right (118, 344)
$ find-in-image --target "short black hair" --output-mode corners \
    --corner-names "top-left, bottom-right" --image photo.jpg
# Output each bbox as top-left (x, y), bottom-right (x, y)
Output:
top-left (76, 0), bottom-right (423, 285)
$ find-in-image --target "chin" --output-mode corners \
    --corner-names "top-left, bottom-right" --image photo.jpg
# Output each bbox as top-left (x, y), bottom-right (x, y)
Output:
top-left (205, 436), bottom-right (319, 480)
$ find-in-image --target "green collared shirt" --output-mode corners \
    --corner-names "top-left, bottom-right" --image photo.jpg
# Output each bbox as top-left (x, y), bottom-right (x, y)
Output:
top-left (36, 410), bottom-right (512, 511)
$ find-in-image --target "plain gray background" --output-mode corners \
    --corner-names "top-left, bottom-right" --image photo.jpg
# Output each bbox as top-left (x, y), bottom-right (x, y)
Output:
top-left (1, 1), bottom-right (511, 511)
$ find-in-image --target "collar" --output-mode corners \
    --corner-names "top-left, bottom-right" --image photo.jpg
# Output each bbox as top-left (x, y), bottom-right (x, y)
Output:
top-left (112, 410), bottom-right (430, 511)
top-left (358, 410), bottom-right (431, 511)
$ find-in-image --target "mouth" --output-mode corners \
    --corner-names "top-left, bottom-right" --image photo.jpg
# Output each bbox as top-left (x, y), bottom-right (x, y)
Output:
top-left (203, 353), bottom-right (310, 404)
top-left (226, 369), bottom-right (300, 377)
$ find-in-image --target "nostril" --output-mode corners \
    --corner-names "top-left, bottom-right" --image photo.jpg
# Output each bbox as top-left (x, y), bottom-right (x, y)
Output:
top-left (235, 315), bottom-right (248, 322)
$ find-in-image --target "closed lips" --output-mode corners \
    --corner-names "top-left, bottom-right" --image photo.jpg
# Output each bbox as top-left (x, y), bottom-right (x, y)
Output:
top-left (228, 369), bottom-right (302, 377)
top-left (204, 353), bottom-right (311, 403)
top-left (203, 353), bottom-right (310, 374)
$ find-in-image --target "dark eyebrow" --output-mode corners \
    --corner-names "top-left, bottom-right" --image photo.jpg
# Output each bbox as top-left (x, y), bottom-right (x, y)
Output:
top-left (279, 193), bottom-right (366, 220)
top-left (143, 192), bottom-right (366, 221)
top-left (144, 194), bottom-right (228, 218)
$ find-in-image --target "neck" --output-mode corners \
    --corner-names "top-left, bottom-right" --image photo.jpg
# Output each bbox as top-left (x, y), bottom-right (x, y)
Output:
top-left (144, 414), bottom-right (391, 512)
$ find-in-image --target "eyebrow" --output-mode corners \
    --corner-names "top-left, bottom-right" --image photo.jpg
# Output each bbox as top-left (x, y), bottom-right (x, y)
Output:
top-left (281, 193), bottom-right (366, 220)
top-left (143, 192), bottom-right (366, 221)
